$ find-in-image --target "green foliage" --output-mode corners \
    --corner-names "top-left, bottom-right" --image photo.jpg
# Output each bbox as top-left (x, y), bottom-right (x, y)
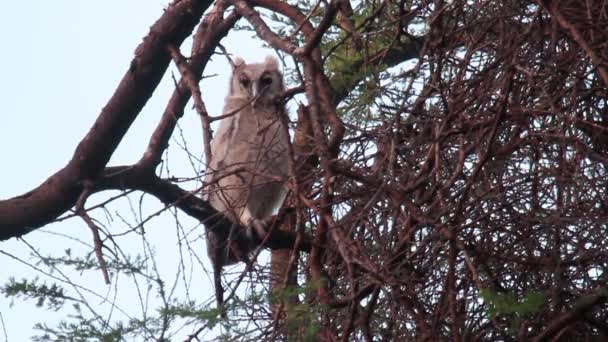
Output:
top-left (323, 30), bottom-right (386, 94)
top-left (162, 300), bottom-right (225, 330)
top-left (38, 249), bottom-right (146, 276)
top-left (270, 278), bottom-right (323, 303)
top-left (31, 301), bottom-right (170, 342)
top-left (285, 302), bottom-right (320, 342)
top-left (33, 316), bottom-right (129, 342)
top-left (270, 280), bottom-right (323, 341)
top-left (480, 288), bottom-right (546, 333)
top-left (2, 277), bottom-right (73, 311)
top-left (1, 248), bottom-right (172, 341)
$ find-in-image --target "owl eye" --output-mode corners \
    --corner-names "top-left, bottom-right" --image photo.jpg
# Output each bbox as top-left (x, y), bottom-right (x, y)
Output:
top-left (260, 76), bottom-right (273, 87)
top-left (239, 76), bottom-right (250, 87)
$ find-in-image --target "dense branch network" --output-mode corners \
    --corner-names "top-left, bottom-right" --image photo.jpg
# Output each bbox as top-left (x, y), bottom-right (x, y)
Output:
top-left (1, 0), bottom-right (608, 341)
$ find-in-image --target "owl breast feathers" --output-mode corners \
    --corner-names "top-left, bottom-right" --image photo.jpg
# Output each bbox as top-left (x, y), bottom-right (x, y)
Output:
top-left (203, 56), bottom-right (289, 267)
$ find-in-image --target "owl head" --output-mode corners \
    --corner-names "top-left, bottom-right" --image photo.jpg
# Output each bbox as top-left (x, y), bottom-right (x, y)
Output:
top-left (229, 56), bottom-right (284, 106)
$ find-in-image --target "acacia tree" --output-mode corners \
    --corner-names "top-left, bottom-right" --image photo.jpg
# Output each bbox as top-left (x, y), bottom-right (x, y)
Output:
top-left (1, 0), bottom-right (607, 341)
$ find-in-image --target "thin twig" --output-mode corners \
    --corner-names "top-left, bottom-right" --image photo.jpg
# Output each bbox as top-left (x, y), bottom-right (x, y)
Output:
top-left (75, 182), bottom-right (111, 285)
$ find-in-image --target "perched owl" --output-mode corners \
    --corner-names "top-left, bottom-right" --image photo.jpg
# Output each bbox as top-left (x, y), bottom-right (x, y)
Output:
top-left (203, 56), bottom-right (289, 272)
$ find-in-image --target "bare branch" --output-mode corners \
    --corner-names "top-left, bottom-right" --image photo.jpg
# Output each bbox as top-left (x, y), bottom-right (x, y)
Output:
top-left (0, 0), bottom-right (214, 240)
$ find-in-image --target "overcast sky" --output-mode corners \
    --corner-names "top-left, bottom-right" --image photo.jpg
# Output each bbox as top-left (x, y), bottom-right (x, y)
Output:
top-left (0, 1), bottom-right (273, 340)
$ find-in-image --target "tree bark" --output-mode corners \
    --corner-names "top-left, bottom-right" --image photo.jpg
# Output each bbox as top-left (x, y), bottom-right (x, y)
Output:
top-left (0, 0), bottom-right (213, 240)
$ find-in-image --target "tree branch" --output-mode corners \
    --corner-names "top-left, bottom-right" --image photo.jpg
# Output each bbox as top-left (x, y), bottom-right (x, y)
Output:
top-left (0, 0), bottom-right (213, 240)
top-left (96, 166), bottom-right (311, 253)
top-left (533, 286), bottom-right (608, 341)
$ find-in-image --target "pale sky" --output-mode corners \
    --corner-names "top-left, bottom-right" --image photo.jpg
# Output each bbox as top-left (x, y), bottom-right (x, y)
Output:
top-left (0, 1), bottom-right (273, 340)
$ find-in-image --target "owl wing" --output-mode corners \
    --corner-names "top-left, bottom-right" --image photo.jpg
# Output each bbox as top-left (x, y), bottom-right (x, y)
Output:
top-left (203, 101), bottom-right (253, 213)
top-left (203, 104), bottom-right (239, 200)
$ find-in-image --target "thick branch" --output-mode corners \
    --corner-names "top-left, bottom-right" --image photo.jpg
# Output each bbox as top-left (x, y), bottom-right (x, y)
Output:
top-left (0, 0), bottom-right (213, 240)
top-left (229, 0), bottom-right (299, 55)
top-left (96, 166), bottom-right (311, 253)
top-left (141, 5), bottom-right (240, 169)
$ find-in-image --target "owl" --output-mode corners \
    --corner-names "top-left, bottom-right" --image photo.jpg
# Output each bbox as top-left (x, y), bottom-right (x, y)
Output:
top-left (203, 55), bottom-right (289, 271)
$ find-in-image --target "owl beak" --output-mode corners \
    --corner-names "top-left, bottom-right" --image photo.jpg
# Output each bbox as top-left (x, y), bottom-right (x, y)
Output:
top-left (252, 86), bottom-right (260, 107)
top-left (252, 84), bottom-right (264, 99)
top-left (252, 85), bottom-right (268, 108)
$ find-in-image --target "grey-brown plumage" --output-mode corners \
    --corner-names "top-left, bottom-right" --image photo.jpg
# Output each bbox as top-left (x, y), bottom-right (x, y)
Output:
top-left (203, 56), bottom-right (289, 271)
